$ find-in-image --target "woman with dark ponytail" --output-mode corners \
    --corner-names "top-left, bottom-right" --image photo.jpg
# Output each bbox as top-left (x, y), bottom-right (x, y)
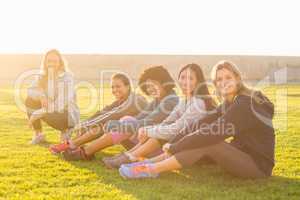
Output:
top-left (103, 63), bottom-right (215, 168)
top-left (119, 60), bottom-right (275, 180)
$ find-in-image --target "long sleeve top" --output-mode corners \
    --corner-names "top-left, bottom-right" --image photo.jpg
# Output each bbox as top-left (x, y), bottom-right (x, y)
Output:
top-left (145, 96), bottom-right (207, 141)
top-left (78, 92), bottom-right (148, 130)
top-left (104, 90), bottom-right (179, 134)
top-left (27, 71), bottom-right (80, 127)
top-left (169, 91), bottom-right (275, 176)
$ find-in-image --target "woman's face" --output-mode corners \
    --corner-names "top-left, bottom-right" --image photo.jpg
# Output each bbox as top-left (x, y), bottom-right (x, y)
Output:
top-left (179, 68), bottom-right (198, 96)
top-left (145, 79), bottom-right (165, 99)
top-left (45, 53), bottom-right (61, 72)
top-left (215, 68), bottom-right (239, 97)
top-left (111, 78), bottom-right (130, 101)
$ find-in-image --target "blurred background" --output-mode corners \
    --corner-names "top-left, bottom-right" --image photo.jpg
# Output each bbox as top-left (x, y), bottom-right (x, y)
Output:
top-left (1, 54), bottom-right (299, 85)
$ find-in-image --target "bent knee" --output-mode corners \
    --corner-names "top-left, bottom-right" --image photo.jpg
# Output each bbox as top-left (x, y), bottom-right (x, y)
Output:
top-left (108, 131), bottom-right (131, 144)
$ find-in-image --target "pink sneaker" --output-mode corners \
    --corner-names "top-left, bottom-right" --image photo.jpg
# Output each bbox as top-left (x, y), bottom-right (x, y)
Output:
top-left (49, 142), bottom-right (70, 154)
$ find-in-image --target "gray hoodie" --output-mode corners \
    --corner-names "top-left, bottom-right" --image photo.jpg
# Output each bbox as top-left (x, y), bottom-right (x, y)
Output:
top-left (27, 71), bottom-right (80, 127)
top-left (145, 96), bottom-right (207, 141)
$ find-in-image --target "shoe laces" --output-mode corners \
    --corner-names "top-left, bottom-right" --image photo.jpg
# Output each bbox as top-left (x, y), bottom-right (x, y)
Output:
top-left (132, 164), bottom-right (151, 175)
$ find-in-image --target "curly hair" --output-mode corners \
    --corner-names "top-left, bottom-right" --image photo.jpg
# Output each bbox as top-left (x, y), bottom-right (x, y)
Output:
top-left (138, 66), bottom-right (175, 96)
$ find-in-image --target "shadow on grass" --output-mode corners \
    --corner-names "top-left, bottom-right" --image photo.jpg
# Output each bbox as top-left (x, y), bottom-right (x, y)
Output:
top-left (65, 152), bottom-right (300, 200)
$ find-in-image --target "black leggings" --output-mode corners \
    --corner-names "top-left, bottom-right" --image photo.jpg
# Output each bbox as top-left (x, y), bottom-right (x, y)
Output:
top-left (174, 142), bottom-right (266, 179)
top-left (25, 97), bottom-right (70, 132)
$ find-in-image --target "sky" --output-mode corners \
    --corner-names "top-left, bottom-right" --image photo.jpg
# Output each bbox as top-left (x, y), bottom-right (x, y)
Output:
top-left (0, 0), bottom-right (299, 55)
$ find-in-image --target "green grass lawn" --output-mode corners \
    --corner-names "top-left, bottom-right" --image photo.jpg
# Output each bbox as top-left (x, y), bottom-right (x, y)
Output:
top-left (0, 85), bottom-right (299, 200)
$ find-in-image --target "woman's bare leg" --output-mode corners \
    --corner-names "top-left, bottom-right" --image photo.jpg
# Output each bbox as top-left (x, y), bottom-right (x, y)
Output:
top-left (84, 132), bottom-right (131, 156)
top-left (126, 142), bottom-right (143, 153)
top-left (83, 133), bottom-right (114, 155)
top-left (148, 152), bottom-right (170, 163)
top-left (72, 128), bottom-right (100, 147)
top-left (151, 156), bottom-right (183, 174)
top-left (129, 138), bottom-right (162, 158)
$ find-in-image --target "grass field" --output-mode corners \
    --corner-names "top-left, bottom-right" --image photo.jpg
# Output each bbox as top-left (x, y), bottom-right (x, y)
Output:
top-left (0, 85), bottom-right (299, 200)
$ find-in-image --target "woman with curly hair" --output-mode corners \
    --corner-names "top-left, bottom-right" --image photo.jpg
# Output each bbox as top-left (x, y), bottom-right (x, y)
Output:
top-left (63, 66), bottom-right (179, 161)
top-left (119, 61), bottom-right (275, 179)
top-left (103, 63), bottom-right (216, 169)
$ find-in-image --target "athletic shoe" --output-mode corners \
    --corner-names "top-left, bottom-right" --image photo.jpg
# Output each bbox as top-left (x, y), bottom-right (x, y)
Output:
top-left (119, 164), bottom-right (159, 179)
top-left (120, 159), bottom-right (152, 169)
top-left (49, 142), bottom-right (70, 154)
top-left (62, 147), bottom-right (94, 161)
top-left (102, 153), bottom-right (131, 169)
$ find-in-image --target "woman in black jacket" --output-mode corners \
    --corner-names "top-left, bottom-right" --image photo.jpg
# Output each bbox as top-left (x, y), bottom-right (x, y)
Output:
top-left (119, 60), bottom-right (275, 179)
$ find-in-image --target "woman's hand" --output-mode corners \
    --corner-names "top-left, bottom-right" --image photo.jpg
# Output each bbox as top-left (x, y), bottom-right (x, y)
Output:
top-left (138, 128), bottom-right (149, 143)
top-left (73, 128), bottom-right (81, 138)
top-left (73, 123), bottom-right (81, 131)
top-left (40, 96), bottom-right (48, 108)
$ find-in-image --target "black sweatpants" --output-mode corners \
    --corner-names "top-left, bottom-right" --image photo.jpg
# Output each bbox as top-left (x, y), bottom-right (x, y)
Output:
top-left (174, 141), bottom-right (266, 179)
top-left (25, 97), bottom-right (70, 132)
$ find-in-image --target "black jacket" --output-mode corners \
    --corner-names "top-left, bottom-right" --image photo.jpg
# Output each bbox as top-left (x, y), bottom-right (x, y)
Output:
top-left (169, 91), bottom-right (275, 176)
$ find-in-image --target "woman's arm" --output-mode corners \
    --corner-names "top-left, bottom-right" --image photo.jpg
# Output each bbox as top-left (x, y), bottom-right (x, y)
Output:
top-left (168, 96), bottom-right (253, 154)
top-left (79, 94), bottom-right (148, 130)
top-left (27, 76), bottom-right (46, 100)
top-left (139, 94), bottom-right (179, 126)
top-left (146, 98), bottom-right (207, 141)
top-left (53, 72), bottom-right (76, 112)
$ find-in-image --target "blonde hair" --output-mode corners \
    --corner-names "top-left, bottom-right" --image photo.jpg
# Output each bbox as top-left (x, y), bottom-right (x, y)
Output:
top-left (39, 49), bottom-right (68, 89)
top-left (41, 49), bottom-right (67, 73)
top-left (211, 60), bottom-right (257, 101)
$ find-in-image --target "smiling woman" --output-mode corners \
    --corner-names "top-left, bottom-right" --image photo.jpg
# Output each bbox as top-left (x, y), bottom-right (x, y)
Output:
top-left (25, 49), bottom-right (80, 144)
top-left (119, 60), bottom-right (275, 180)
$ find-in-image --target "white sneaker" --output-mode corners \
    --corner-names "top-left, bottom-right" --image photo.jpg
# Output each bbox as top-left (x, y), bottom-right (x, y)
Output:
top-left (30, 134), bottom-right (46, 144)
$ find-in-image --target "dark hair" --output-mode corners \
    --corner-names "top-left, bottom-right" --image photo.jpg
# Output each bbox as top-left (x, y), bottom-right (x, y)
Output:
top-left (179, 63), bottom-right (216, 110)
top-left (112, 73), bottom-right (131, 93)
top-left (138, 66), bottom-right (175, 96)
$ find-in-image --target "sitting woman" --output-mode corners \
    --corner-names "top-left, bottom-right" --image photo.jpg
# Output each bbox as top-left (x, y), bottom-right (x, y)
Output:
top-left (102, 63), bottom-right (216, 168)
top-left (119, 60), bottom-right (275, 179)
top-left (26, 49), bottom-right (80, 144)
top-left (49, 73), bottom-right (148, 154)
top-left (63, 66), bottom-right (179, 161)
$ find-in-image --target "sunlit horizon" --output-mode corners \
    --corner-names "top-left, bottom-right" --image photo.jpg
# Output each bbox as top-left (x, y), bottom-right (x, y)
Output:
top-left (0, 0), bottom-right (299, 56)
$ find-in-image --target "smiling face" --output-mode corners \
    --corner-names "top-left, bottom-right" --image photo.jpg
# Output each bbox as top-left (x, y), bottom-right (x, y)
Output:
top-left (111, 78), bottom-right (130, 101)
top-left (45, 52), bottom-right (62, 73)
top-left (145, 79), bottom-right (165, 99)
top-left (178, 68), bottom-right (198, 96)
top-left (215, 68), bottom-right (240, 98)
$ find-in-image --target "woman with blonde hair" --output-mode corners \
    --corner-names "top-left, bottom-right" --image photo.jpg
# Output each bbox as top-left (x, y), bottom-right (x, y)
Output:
top-left (102, 63), bottom-right (215, 169)
top-left (25, 49), bottom-right (80, 144)
top-left (119, 60), bottom-right (275, 180)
